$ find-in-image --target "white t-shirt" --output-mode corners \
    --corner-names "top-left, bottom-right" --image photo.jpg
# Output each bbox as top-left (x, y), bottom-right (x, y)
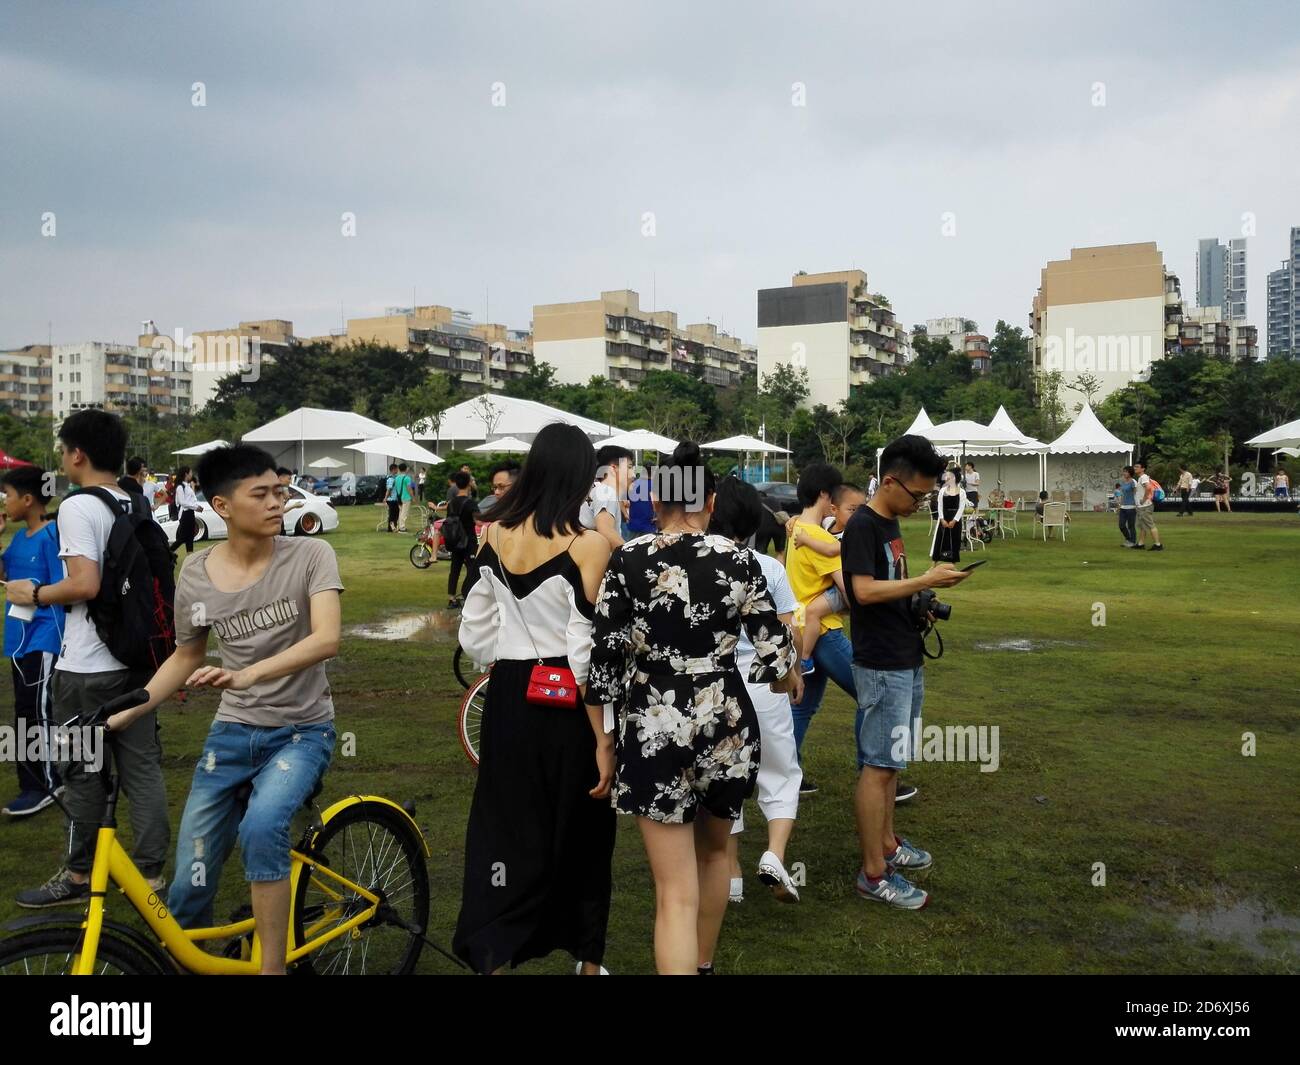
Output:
top-left (142, 480), bottom-right (160, 507)
top-left (579, 480), bottom-right (620, 531)
top-left (1136, 473), bottom-right (1153, 508)
top-left (737, 550), bottom-right (796, 660)
top-left (55, 486), bottom-right (133, 674)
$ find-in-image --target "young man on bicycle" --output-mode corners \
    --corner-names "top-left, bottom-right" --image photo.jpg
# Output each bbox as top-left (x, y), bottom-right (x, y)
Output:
top-left (107, 445), bottom-right (343, 975)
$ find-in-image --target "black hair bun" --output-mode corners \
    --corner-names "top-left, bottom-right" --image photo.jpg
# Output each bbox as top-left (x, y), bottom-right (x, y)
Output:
top-left (670, 441), bottom-right (703, 467)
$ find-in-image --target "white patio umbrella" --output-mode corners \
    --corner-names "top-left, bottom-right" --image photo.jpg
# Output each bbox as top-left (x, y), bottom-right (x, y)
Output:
top-left (466, 436), bottom-right (531, 454)
top-left (172, 439), bottom-right (230, 456)
top-left (1246, 418), bottom-right (1300, 450)
top-left (307, 456), bottom-right (348, 470)
top-left (1272, 447), bottom-right (1300, 459)
top-left (344, 435), bottom-right (443, 465)
top-left (702, 433), bottom-right (791, 481)
top-left (597, 428), bottom-right (680, 453)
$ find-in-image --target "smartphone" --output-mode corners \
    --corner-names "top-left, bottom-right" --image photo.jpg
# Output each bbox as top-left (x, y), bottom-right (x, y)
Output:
top-left (960, 560), bottom-right (988, 572)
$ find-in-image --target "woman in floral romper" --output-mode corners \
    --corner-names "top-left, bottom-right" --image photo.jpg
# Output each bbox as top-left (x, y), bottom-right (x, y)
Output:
top-left (586, 443), bottom-right (799, 974)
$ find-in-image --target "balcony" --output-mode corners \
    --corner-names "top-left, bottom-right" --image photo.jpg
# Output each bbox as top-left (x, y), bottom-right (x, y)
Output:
top-left (1164, 291), bottom-right (1181, 305)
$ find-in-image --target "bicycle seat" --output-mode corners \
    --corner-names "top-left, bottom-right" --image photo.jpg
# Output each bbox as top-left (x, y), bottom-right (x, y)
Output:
top-left (232, 777), bottom-right (323, 813)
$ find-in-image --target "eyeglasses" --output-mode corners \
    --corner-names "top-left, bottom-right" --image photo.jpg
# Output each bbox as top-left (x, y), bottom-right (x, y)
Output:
top-left (887, 476), bottom-right (931, 504)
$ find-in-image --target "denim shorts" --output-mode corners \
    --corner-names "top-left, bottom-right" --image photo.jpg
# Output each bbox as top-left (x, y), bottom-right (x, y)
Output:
top-left (167, 719), bottom-right (335, 929)
top-left (852, 665), bottom-right (923, 770)
top-left (820, 583), bottom-right (844, 614)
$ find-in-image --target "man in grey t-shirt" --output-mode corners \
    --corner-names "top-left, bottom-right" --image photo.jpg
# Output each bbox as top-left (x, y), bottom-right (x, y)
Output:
top-left (106, 445), bottom-right (343, 974)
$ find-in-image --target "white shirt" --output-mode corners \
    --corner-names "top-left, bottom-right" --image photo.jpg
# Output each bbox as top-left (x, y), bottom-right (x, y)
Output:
top-left (142, 480), bottom-right (160, 507)
top-left (579, 480), bottom-right (620, 530)
top-left (176, 482), bottom-right (200, 510)
top-left (55, 486), bottom-right (132, 673)
top-left (737, 550), bottom-right (796, 661)
top-left (1136, 473), bottom-right (1152, 507)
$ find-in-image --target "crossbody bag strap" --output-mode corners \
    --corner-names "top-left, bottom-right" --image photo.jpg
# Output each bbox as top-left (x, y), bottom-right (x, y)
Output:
top-left (490, 526), bottom-right (545, 665)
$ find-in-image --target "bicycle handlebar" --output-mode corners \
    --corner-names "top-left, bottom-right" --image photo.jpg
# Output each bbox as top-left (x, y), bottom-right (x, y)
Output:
top-left (66, 687), bottom-right (151, 729)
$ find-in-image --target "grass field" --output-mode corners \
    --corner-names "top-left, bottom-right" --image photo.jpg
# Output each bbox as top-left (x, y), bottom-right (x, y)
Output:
top-left (2, 504), bottom-right (1297, 974)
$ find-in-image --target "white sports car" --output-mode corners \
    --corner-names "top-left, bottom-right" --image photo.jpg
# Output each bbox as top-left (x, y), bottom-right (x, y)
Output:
top-left (153, 484), bottom-right (339, 542)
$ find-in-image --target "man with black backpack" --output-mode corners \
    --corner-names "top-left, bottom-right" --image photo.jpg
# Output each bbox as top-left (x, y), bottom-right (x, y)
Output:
top-left (444, 470), bottom-right (478, 609)
top-left (6, 411), bottom-right (172, 908)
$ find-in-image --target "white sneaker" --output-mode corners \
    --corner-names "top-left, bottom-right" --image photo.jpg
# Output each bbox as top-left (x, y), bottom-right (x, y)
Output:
top-left (757, 850), bottom-right (800, 903)
top-left (729, 876), bottom-right (744, 904)
top-left (574, 961), bottom-right (610, 975)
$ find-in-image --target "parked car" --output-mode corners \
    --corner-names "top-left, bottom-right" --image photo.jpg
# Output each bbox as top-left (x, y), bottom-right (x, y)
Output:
top-left (354, 474), bottom-right (386, 504)
top-left (321, 476), bottom-right (357, 505)
top-left (153, 484), bottom-right (340, 541)
top-left (755, 481), bottom-right (799, 515)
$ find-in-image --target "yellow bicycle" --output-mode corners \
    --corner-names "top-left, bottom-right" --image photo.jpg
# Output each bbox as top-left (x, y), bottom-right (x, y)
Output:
top-left (0, 689), bottom-right (447, 975)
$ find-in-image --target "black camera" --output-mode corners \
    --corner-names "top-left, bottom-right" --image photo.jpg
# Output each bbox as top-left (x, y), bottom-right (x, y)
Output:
top-left (909, 588), bottom-right (952, 630)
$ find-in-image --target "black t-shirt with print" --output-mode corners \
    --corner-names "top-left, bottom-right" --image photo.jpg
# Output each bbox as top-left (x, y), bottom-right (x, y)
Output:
top-left (841, 505), bottom-right (923, 670)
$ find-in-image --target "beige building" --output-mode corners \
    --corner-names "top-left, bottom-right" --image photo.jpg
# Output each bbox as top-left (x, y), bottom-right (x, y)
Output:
top-left (1179, 305), bottom-right (1258, 361)
top-left (1029, 243), bottom-right (1183, 402)
top-left (336, 305), bottom-right (535, 391)
top-left (532, 290), bottom-right (755, 390)
top-left (757, 269), bottom-right (903, 408)
top-left (0, 345), bottom-right (53, 416)
top-left (52, 341), bottom-right (192, 424)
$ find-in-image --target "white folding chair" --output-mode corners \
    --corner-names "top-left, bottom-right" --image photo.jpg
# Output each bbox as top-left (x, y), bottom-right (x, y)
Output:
top-left (1037, 501), bottom-right (1068, 541)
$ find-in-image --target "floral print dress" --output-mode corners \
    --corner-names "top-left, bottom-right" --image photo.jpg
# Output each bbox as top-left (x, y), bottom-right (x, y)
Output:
top-left (586, 532), bottom-right (797, 823)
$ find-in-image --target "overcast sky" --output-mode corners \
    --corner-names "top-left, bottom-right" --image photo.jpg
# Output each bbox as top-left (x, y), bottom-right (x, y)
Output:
top-left (2, 0), bottom-right (1298, 353)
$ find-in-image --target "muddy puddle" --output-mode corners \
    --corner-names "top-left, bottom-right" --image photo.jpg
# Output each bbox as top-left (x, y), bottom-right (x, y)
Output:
top-left (349, 611), bottom-right (458, 644)
top-left (1175, 900), bottom-right (1300, 960)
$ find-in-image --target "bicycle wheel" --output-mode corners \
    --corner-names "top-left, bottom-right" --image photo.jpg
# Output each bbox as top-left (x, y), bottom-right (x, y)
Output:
top-left (0, 927), bottom-right (167, 975)
top-left (293, 803), bottom-right (429, 975)
top-left (458, 671), bottom-right (489, 767)
top-left (410, 542), bottom-right (433, 569)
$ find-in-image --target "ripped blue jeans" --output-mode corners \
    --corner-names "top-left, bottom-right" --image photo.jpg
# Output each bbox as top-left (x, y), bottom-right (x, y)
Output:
top-left (167, 720), bottom-right (335, 929)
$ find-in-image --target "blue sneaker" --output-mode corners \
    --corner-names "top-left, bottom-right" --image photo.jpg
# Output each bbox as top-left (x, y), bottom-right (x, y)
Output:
top-left (885, 837), bottom-right (932, 871)
top-left (2, 790), bottom-right (56, 818)
top-left (855, 869), bottom-right (929, 910)
top-left (800, 657), bottom-right (816, 676)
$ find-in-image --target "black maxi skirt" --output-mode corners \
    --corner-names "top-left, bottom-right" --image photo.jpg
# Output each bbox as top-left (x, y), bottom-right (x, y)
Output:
top-left (453, 657), bottom-right (616, 973)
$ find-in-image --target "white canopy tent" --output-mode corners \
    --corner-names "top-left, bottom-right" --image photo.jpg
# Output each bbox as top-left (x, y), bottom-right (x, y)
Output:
top-left (243, 407), bottom-right (396, 475)
top-left (172, 439), bottom-right (230, 456)
top-left (943, 407), bottom-right (1050, 498)
top-left (903, 408), bottom-right (934, 435)
top-left (466, 436), bottom-right (531, 454)
top-left (405, 395), bottom-right (620, 452)
top-left (1047, 405), bottom-right (1134, 508)
top-left (345, 435), bottom-right (443, 466)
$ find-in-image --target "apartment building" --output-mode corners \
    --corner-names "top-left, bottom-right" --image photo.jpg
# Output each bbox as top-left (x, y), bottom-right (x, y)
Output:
top-left (1179, 305), bottom-right (1259, 361)
top-left (1029, 243), bottom-right (1182, 402)
top-left (1266, 225), bottom-right (1300, 358)
top-left (1197, 237), bottom-right (1248, 321)
top-left (756, 269), bottom-right (902, 407)
top-left (140, 319), bottom-right (297, 410)
top-left (338, 305), bottom-right (535, 391)
top-left (532, 289), bottom-right (756, 390)
top-left (923, 316), bottom-right (978, 354)
top-left (51, 342), bottom-right (192, 424)
top-left (0, 345), bottom-right (53, 416)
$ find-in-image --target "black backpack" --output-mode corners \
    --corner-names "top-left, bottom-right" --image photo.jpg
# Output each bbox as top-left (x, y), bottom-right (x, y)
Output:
top-left (67, 487), bottom-right (178, 672)
top-left (442, 498), bottom-right (470, 552)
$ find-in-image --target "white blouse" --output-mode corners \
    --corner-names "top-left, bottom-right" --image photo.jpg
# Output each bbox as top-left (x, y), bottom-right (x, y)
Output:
top-left (176, 483), bottom-right (199, 510)
top-left (458, 543), bottom-right (596, 684)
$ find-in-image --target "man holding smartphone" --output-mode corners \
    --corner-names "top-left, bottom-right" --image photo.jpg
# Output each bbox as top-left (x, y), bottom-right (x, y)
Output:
top-left (841, 435), bottom-right (970, 910)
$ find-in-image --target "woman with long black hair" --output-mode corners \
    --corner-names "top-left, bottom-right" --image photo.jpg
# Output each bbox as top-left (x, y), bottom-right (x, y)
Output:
top-left (172, 466), bottom-right (200, 553)
top-left (454, 423), bottom-right (616, 975)
top-left (586, 442), bottom-right (799, 974)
